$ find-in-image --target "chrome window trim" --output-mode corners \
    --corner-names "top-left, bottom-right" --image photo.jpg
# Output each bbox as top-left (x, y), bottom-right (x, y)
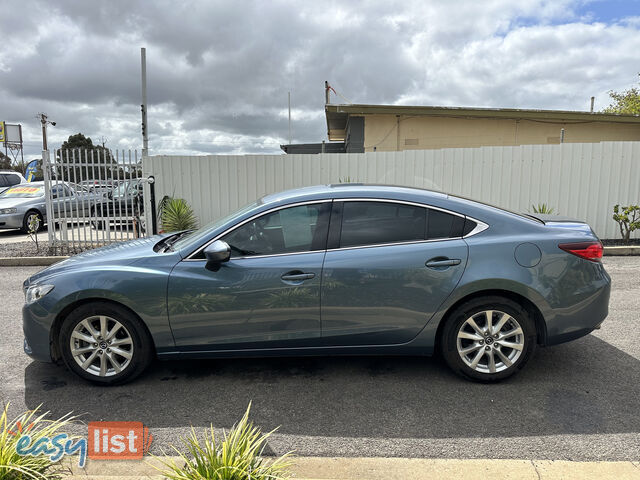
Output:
top-left (463, 219), bottom-right (489, 238)
top-left (334, 197), bottom-right (465, 218)
top-left (184, 196), bottom-right (489, 262)
top-left (184, 199), bottom-right (332, 261)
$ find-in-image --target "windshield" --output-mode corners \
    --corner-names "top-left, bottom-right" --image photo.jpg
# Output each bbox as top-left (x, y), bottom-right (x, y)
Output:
top-left (0, 185), bottom-right (44, 198)
top-left (171, 201), bottom-right (260, 252)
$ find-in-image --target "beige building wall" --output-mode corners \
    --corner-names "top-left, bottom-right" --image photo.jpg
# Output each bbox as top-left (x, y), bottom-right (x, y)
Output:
top-left (362, 114), bottom-right (640, 152)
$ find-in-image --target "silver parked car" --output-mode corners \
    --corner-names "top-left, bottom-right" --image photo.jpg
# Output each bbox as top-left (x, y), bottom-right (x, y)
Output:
top-left (0, 181), bottom-right (102, 232)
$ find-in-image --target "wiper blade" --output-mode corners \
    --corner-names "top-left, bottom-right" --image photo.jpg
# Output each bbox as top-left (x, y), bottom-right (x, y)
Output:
top-left (162, 230), bottom-right (194, 252)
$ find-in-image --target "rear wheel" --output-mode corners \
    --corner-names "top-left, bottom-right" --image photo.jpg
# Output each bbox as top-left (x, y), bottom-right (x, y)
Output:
top-left (441, 296), bottom-right (537, 382)
top-left (58, 302), bottom-right (154, 385)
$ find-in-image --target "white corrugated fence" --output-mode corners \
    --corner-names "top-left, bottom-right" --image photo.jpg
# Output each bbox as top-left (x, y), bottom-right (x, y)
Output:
top-left (143, 141), bottom-right (640, 239)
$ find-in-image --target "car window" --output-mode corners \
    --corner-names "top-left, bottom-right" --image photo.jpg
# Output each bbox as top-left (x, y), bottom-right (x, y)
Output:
top-left (51, 184), bottom-right (72, 197)
top-left (5, 174), bottom-right (20, 186)
top-left (0, 175), bottom-right (6, 188)
top-left (339, 201), bottom-right (427, 248)
top-left (427, 209), bottom-right (465, 239)
top-left (222, 203), bottom-right (331, 257)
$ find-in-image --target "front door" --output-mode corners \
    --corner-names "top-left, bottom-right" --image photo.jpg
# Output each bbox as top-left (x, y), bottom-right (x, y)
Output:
top-left (320, 200), bottom-right (469, 346)
top-left (168, 201), bottom-right (331, 350)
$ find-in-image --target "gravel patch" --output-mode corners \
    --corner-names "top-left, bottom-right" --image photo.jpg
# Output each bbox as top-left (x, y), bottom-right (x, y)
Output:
top-left (0, 241), bottom-right (48, 257)
top-left (0, 241), bottom-right (102, 257)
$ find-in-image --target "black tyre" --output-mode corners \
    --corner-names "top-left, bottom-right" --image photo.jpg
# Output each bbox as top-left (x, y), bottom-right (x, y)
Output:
top-left (58, 302), bottom-right (154, 385)
top-left (440, 296), bottom-right (537, 382)
top-left (21, 210), bottom-right (44, 233)
top-left (90, 208), bottom-right (104, 230)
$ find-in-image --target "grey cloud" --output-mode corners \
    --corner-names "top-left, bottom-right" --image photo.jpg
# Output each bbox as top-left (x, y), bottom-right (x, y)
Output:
top-left (1, 0), bottom-right (639, 160)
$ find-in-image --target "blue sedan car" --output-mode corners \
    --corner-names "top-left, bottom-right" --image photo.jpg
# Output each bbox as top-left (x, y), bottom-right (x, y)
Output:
top-left (22, 184), bottom-right (610, 384)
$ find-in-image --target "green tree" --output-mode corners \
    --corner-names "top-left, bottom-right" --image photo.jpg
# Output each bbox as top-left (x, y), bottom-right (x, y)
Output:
top-left (603, 75), bottom-right (640, 115)
top-left (0, 151), bottom-right (11, 170)
top-left (57, 133), bottom-right (116, 180)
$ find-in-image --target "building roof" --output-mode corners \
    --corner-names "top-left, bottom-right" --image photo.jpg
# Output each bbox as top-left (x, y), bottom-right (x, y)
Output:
top-left (325, 103), bottom-right (640, 141)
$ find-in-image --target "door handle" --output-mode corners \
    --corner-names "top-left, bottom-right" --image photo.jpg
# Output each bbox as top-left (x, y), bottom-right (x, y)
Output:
top-left (281, 272), bottom-right (316, 281)
top-left (425, 258), bottom-right (461, 268)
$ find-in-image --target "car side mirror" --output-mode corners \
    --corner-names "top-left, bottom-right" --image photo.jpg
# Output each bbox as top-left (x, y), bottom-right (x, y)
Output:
top-left (203, 240), bottom-right (231, 270)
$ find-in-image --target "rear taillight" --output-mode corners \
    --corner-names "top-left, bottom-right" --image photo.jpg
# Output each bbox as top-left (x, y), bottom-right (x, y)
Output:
top-left (558, 241), bottom-right (603, 262)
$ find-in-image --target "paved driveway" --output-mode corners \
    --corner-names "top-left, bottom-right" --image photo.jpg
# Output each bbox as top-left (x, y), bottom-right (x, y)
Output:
top-left (1, 258), bottom-right (639, 461)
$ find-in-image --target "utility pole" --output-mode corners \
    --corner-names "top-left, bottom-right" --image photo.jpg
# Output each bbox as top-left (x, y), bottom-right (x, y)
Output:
top-left (325, 80), bottom-right (330, 104)
top-left (141, 47), bottom-right (149, 156)
top-left (288, 91), bottom-right (291, 145)
top-left (38, 113), bottom-right (56, 151)
top-left (590, 96), bottom-right (595, 113)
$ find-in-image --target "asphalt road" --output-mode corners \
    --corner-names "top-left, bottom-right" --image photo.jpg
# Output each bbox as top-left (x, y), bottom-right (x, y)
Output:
top-left (2, 258), bottom-right (639, 461)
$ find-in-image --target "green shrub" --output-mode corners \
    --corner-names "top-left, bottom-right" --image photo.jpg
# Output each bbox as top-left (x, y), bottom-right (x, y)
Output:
top-left (531, 203), bottom-right (554, 214)
top-left (0, 404), bottom-right (76, 480)
top-left (613, 204), bottom-right (640, 242)
top-left (160, 197), bottom-right (198, 233)
top-left (155, 403), bottom-right (292, 480)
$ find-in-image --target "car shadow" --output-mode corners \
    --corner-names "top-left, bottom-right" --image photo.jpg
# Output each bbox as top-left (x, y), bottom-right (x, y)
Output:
top-left (23, 334), bottom-right (640, 439)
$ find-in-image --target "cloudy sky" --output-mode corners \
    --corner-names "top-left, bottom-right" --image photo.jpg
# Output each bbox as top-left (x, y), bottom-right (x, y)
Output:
top-left (1, 0), bottom-right (639, 159)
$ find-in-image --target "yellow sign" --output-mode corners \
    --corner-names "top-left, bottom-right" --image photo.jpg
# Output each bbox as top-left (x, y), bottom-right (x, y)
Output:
top-left (9, 186), bottom-right (40, 193)
top-left (0, 122), bottom-right (5, 142)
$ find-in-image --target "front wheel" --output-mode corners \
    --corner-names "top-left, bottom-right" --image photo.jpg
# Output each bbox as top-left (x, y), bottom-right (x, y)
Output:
top-left (21, 210), bottom-right (44, 233)
top-left (58, 302), bottom-right (154, 385)
top-left (440, 296), bottom-right (537, 382)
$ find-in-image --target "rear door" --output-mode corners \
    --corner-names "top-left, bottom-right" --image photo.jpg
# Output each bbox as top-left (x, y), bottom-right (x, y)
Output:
top-left (320, 200), bottom-right (468, 346)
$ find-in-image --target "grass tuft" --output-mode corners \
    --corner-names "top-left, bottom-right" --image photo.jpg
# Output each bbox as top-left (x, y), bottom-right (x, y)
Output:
top-left (154, 402), bottom-right (293, 480)
top-left (0, 403), bottom-right (77, 480)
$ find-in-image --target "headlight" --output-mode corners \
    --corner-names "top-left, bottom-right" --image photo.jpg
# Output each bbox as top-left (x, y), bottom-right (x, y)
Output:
top-left (25, 284), bottom-right (54, 305)
top-left (0, 208), bottom-right (17, 214)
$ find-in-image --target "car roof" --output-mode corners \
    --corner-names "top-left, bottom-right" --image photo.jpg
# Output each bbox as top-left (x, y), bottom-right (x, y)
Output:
top-left (258, 183), bottom-right (542, 227)
top-left (260, 184), bottom-right (449, 205)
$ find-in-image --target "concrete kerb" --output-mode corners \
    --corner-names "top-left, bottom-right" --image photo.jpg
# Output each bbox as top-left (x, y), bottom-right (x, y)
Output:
top-left (58, 456), bottom-right (640, 479)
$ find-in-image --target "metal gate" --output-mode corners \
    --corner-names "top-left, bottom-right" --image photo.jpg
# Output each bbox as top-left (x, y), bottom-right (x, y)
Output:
top-left (42, 148), bottom-right (150, 254)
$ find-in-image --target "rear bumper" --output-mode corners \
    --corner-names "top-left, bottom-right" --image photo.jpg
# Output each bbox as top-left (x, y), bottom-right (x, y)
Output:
top-left (544, 271), bottom-right (611, 346)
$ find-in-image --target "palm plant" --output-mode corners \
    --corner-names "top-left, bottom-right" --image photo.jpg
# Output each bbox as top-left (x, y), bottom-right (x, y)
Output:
top-left (160, 197), bottom-right (198, 232)
top-left (0, 404), bottom-right (76, 480)
top-left (155, 403), bottom-right (293, 480)
top-left (531, 203), bottom-right (555, 214)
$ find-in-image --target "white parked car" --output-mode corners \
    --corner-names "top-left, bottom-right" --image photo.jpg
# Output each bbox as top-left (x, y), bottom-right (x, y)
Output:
top-left (0, 170), bottom-right (27, 194)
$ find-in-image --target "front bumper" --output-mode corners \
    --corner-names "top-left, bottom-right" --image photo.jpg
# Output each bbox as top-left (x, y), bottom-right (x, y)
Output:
top-left (0, 212), bottom-right (24, 229)
top-left (23, 303), bottom-right (55, 362)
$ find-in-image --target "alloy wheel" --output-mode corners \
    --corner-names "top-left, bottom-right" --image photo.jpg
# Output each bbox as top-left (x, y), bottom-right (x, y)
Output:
top-left (69, 315), bottom-right (134, 377)
top-left (27, 213), bottom-right (41, 230)
top-left (456, 310), bottom-right (524, 374)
